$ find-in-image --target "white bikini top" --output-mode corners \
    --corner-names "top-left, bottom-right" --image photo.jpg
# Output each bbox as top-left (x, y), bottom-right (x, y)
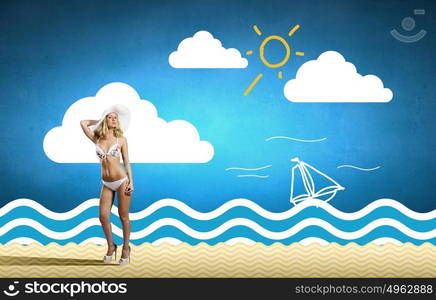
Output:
top-left (96, 138), bottom-right (121, 159)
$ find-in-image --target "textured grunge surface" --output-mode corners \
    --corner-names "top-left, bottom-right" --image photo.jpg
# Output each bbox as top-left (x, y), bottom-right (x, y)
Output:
top-left (0, 242), bottom-right (435, 278)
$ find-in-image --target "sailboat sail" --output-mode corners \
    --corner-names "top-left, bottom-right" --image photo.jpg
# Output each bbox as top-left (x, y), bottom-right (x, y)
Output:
top-left (290, 164), bottom-right (311, 204)
top-left (290, 157), bottom-right (344, 206)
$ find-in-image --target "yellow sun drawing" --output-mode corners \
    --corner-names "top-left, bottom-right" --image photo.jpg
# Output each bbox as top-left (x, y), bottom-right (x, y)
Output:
top-left (244, 24), bottom-right (305, 96)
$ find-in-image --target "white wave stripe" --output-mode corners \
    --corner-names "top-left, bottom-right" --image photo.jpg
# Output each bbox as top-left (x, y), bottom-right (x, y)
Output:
top-left (6, 237), bottom-right (109, 246)
top-left (2, 217), bottom-right (435, 241)
top-left (152, 237), bottom-right (343, 246)
top-left (126, 199), bottom-right (436, 221)
top-left (1, 236), bottom-right (407, 246)
top-left (297, 237), bottom-right (403, 246)
top-left (225, 237), bottom-right (256, 246)
top-left (79, 237), bottom-right (108, 245)
top-left (2, 198), bottom-right (436, 222)
top-left (226, 164), bottom-right (272, 171)
top-left (0, 198), bottom-right (100, 220)
top-left (237, 175), bottom-right (269, 178)
top-left (337, 165), bottom-right (381, 171)
top-left (0, 218), bottom-right (100, 239)
top-left (265, 136), bottom-right (327, 143)
top-left (298, 237), bottom-right (329, 246)
top-left (5, 237), bottom-right (42, 246)
top-left (371, 238), bottom-right (403, 246)
top-left (152, 237), bottom-right (183, 246)
top-left (130, 218), bottom-right (436, 240)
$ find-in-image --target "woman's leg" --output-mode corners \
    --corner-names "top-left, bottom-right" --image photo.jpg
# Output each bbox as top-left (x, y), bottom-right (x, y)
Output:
top-left (99, 184), bottom-right (116, 255)
top-left (117, 180), bottom-right (132, 258)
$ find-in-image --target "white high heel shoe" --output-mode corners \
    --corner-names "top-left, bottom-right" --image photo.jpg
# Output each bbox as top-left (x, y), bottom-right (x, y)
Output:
top-left (119, 245), bottom-right (131, 266)
top-left (103, 244), bottom-right (118, 263)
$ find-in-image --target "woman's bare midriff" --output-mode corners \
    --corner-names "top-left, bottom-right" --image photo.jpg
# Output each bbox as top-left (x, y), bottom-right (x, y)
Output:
top-left (100, 157), bottom-right (127, 182)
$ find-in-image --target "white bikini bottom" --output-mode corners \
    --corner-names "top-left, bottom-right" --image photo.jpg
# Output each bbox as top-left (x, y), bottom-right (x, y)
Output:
top-left (102, 177), bottom-right (128, 191)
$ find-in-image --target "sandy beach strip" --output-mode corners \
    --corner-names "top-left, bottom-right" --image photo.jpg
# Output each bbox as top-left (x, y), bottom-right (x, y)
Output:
top-left (0, 242), bottom-right (435, 278)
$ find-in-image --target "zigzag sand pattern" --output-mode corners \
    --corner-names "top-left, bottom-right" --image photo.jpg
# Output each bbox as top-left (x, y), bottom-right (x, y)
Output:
top-left (0, 242), bottom-right (434, 278)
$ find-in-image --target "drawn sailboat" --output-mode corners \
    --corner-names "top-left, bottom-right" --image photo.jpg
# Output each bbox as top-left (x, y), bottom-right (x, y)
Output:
top-left (290, 157), bottom-right (344, 206)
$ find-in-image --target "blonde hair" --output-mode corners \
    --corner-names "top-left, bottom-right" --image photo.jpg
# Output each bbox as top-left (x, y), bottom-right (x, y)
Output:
top-left (93, 113), bottom-right (124, 139)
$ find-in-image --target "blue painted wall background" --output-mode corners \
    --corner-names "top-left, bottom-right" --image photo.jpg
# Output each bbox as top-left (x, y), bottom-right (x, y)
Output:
top-left (1, 0), bottom-right (435, 213)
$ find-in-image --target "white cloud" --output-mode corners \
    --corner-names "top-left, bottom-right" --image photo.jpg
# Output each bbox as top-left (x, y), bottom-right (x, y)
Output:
top-left (283, 51), bottom-right (393, 102)
top-left (169, 31), bottom-right (248, 68)
top-left (43, 82), bottom-right (214, 163)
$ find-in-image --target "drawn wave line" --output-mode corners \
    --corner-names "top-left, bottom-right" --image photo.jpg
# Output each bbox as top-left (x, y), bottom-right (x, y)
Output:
top-left (225, 164), bottom-right (272, 171)
top-left (1, 217), bottom-right (435, 240)
top-left (2, 198), bottom-right (435, 221)
top-left (237, 175), bottom-right (269, 178)
top-left (265, 136), bottom-right (327, 143)
top-left (337, 165), bottom-right (381, 171)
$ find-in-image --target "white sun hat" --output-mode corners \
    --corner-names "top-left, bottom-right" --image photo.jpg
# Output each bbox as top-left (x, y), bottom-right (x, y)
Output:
top-left (91, 104), bottom-right (131, 132)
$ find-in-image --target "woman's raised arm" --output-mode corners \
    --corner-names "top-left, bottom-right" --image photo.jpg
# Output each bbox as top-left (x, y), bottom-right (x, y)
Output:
top-left (80, 120), bottom-right (98, 143)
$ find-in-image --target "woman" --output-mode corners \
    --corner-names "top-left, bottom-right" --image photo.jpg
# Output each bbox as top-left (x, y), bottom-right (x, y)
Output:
top-left (80, 104), bottom-right (133, 265)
